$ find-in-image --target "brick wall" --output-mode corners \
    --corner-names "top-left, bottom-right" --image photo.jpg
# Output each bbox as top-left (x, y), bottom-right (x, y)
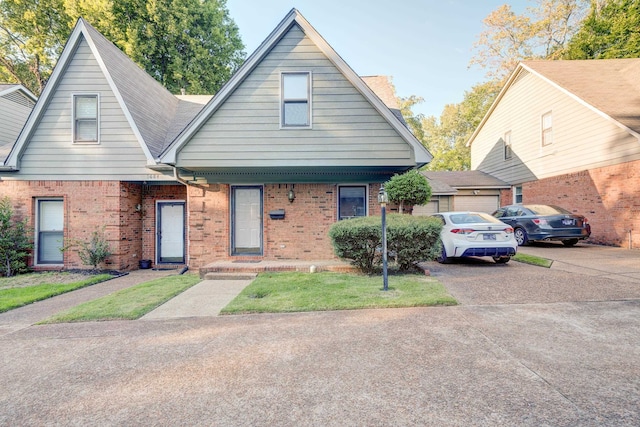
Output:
top-left (0, 180), bottom-right (143, 270)
top-left (498, 159), bottom-right (640, 248)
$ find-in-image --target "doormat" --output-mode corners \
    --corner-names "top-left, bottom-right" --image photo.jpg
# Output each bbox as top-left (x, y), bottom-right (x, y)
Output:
top-left (232, 260), bottom-right (261, 263)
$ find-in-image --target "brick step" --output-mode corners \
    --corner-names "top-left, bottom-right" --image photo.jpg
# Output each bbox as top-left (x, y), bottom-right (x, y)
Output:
top-left (203, 272), bottom-right (258, 281)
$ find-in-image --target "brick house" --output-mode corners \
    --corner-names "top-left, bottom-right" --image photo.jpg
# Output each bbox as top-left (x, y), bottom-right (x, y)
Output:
top-left (468, 59), bottom-right (640, 248)
top-left (0, 9), bottom-right (431, 272)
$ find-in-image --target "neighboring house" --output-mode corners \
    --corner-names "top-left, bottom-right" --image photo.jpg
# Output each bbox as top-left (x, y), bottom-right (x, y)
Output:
top-left (0, 84), bottom-right (37, 162)
top-left (413, 171), bottom-right (509, 216)
top-left (0, 9), bottom-right (431, 271)
top-left (468, 59), bottom-right (640, 248)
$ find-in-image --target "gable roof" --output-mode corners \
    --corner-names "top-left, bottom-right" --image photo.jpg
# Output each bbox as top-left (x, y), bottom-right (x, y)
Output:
top-left (3, 18), bottom-right (189, 168)
top-left (0, 84), bottom-right (37, 165)
top-left (468, 58), bottom-right (640, 147)
top-left (0, 84), bottom-right (37, 102)
top-left (423, 170), bottom-right (509, 189)
top-left (160, 8), bottom-right (431, 166)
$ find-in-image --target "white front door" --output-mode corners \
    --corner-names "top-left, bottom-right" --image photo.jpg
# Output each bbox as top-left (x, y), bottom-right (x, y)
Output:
top-left (232, 187), bottom-right (262, 255)
top-left (157, 202), bottom-right (185, 263)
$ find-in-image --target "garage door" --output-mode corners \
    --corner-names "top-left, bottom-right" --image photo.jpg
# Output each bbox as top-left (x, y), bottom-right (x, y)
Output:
top-left (412, 200), bottom-right (439, 216)
top-left (454, 196), bottom-right (499, 213)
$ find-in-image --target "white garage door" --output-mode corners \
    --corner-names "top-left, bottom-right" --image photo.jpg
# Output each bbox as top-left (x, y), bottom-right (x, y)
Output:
top-left (413, 200), bottom-right (439, 216)
top-left (454, 196), bottom-right (499, 213)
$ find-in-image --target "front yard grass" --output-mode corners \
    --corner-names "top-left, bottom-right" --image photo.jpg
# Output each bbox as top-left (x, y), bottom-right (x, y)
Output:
top-left (40, 274), bottom-right (201, 323)
top-left (220, 271), bottom-right (457, 315)
top-left (513, 253), bottom-right (553, 268)
top-left (0, 273), bottom-right (114, 313)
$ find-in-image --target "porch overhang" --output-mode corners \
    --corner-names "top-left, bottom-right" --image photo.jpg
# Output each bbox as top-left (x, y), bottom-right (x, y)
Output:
top-left (176, 166), bottom-right (416, 184)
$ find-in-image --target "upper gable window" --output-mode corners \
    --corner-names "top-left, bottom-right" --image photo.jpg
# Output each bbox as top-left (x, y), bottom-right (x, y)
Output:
top-left (281, 72), bottom-right (311, 128)
top-left (541, 111), bottom-right (553, 146)
top-left (504, 131), bottom-right (512, 160)
top-left (73, 94), bottom-right (99, 143)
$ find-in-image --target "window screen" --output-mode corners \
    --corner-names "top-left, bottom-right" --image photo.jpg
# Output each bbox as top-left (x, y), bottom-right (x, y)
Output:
top-left (74, 95), bottom-right (98, 142)
top-left (281, 73), bottom-right (310, 127)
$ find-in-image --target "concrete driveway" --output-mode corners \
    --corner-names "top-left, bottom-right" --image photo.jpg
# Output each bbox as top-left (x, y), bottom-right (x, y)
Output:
top-left (1, 244), bottom-right (639, 426)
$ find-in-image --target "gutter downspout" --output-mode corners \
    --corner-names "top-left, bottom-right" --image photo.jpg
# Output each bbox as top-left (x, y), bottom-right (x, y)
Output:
top-left (171, 166), bottom-right (191, 268)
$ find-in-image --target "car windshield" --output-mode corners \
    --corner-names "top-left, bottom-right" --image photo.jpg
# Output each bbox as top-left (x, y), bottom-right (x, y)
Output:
top-left (525, 205), bottom-right (572, 215)
top-left (449, 213), bottom-right (502, 224)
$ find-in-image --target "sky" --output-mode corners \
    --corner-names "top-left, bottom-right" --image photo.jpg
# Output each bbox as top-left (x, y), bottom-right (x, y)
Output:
top-left (226, 0), bottom-right (529, 119)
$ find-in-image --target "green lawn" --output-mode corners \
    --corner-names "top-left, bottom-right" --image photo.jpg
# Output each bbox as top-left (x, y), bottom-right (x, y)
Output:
top-left (0, 273), bottom-right (114, 313)
top-left (513, 253), bottom-right (553, 268)
top-left (220, 271), bottom-right (457, 315)
top-left (41, 274), bottom-right (201, 323)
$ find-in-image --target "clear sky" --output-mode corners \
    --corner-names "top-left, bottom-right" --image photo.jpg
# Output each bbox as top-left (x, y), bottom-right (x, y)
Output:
top-left (226, 0), bottom-right (529, 119)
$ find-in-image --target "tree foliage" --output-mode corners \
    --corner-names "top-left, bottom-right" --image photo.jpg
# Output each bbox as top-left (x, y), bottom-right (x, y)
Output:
top-left (471, 0), bottom-right (589, 79)
top-left (0, 197), bottom-right (32, 277)
top-left (564, 0), bottom-right (640, 59)
top-left (422, 80), bottom-right (502, 171)
top-left (0, 0), bottom-right (245, 95)
top-left (384, 170), bottom-right (432, 214)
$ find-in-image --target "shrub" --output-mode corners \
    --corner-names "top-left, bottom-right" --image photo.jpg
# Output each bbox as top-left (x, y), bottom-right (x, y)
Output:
top-left (329, 214), bottom-right (442, 273)
top-left (62, 227), bottom-right (112, 270)
top-left (0, 197), bottom-right (33, 277)
top-left (385, 170), bottom-right (432, 213)
top-left (328, 216), bottom-right (381, 273)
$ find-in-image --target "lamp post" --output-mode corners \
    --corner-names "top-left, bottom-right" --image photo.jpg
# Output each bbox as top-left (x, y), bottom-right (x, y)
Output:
top-left (378, 184), bottom-right (389, 291)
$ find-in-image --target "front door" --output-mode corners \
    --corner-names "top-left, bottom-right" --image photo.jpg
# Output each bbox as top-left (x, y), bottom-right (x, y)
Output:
top-left (157, 201), bottom-right (185, 263)
top-left (232, 187), bottom-right (262, 255)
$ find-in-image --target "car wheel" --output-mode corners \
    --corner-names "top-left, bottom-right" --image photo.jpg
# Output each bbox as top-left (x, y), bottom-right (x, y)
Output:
top-left (493, 256), bottom-right (510, 264)
top-left (562, 238), bottom-right (579, 247)
top-left (514, 227), bottom-right (529, 246)
top-left (436, 241), bottom-right (451, 264)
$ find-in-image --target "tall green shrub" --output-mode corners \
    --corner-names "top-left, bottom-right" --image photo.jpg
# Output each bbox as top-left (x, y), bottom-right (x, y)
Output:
top-left (329, 214), bottom-right (442, 273)
top-left (0, 197), bottom-right (33, 277)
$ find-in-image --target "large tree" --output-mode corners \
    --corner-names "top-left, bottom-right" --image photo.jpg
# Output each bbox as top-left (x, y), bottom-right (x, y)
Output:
top-left (471, 0), bottom-right (589, 79)
top-left (565, 0), bottom-right (640, 59)
top-left (0, 0), bottom-right (245, 95)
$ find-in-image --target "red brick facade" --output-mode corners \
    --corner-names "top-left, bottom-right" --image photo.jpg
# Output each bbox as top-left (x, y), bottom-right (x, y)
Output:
top-left (499, 159), bottom-right (640, 248)
top-left (1, 180), bottom-right (384, 271)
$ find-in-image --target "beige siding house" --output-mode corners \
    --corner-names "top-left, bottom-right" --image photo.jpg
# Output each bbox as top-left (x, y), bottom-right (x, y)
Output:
top-left (0, 9), bottom-right (431, 272)
top-left (469, 59), bottom-right (640, 248)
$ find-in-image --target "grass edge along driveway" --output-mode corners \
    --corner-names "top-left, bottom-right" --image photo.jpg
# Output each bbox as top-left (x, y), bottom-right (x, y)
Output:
top-left (221, 271), bottom-right (457, 315)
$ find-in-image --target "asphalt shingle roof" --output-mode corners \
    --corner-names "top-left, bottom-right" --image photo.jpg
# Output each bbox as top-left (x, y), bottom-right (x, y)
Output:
top-left (423, 170), bottom-right (509, 189)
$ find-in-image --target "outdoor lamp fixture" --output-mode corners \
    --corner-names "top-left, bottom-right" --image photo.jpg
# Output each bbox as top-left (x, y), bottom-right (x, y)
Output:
top-left (288, 187), bottom-right (295, 203)
top-left (378, 184), bottom-right (389, 291)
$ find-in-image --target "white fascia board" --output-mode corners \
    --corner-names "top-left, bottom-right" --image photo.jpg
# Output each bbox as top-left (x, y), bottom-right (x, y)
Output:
top-left (520, 63), bottom-right (640, 141)
top-left (160, 9), bottom-right (432, 167)
top-left (0, 85), bottom-right (37, 102)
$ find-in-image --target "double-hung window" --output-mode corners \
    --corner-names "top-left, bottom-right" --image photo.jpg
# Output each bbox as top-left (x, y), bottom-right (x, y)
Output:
top-left (338, 185), bottom-right (367, 220)
top-left (73, 94), bottom-right (99, 143)
top-left (281, 72), bottom-right (311, 128)
top-left (36, 199), bottom-right (64, 264)
top-left (541, 111), bottom-right (553, 146)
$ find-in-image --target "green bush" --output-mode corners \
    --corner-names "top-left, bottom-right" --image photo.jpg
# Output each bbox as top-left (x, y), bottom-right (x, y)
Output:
top-left (62, 227), bottom-right (112, 270)
top-left (328, 216), bottom-right (381, 273)
top-left (0, 197), bottom-right (33, 277)
top-left (329, 214), bottom-right (442, 273)
top-left (387, 214), bottom-right (442, 271)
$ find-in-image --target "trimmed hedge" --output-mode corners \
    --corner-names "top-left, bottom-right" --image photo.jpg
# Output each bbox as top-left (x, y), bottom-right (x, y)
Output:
top-left (329, 214), bottom-right (442, 273)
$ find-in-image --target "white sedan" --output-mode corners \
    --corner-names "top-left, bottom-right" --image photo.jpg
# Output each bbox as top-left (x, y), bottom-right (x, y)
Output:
top-left (430, 212), bottom-right (518, 264)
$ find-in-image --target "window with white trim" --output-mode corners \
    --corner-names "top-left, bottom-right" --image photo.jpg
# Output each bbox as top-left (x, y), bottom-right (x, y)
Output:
top-left (541, 111), bottom-right (553, 146)
top-left (514, 186), bottom-right (523, 204)
top-left (281, 72), bottom-right (311, 127)
top-left (504, 131), bottom-right (512, 160)
top-left (36, 199), bottom-right (64, 264)
top-left (338, 185), bottom-right (367, 220)
top-left (73, 94), bottom-right (99, 143)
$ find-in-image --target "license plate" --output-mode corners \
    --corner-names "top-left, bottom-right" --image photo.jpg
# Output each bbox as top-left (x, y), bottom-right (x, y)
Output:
top-left (562, 219), bottom-right (575, 226)
top-left (483, 234), bottom-right (497, 240)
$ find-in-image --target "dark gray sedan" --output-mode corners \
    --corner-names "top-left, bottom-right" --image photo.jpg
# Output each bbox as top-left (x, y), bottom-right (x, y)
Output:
top-left (492, 204), bottom-right (591, 246)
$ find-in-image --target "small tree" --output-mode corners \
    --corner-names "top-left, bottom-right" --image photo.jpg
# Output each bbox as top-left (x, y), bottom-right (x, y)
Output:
top-left (0, 197), bottom-right (33, 277)
top-left (62, 227), bottom-right (112, 270)
top-left (385, 170), bottom-right (432, 214)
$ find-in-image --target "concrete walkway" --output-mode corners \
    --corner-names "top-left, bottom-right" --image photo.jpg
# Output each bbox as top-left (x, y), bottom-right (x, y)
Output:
top-left (141, 278), bottom-right (253, 320)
